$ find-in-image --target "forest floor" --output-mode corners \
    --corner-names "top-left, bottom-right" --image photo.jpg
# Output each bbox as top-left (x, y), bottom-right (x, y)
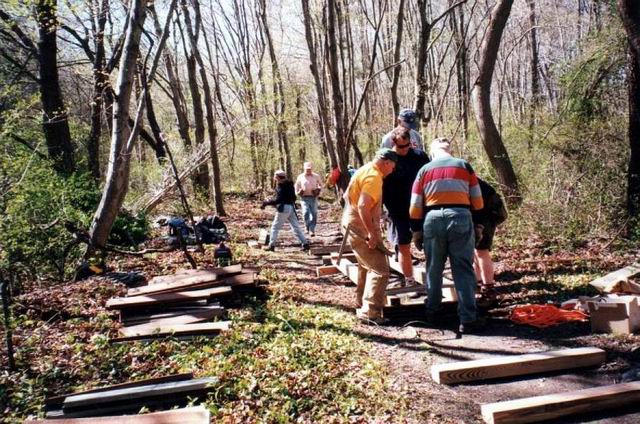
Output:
top-left (2, 194), bottom-right (640, 423)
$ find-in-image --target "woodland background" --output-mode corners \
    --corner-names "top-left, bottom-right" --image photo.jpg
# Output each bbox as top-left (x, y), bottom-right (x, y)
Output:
top-left (0, 0), bottom-right (639, 280)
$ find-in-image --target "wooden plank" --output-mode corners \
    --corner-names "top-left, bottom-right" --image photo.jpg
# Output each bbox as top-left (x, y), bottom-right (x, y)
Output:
top-left (431, 347), bottom-right (606, 385)
top-left (310, 244), bottom-right (352, 256)
top-left (247, 240), bottom-right (260, 249)
top-left (481, 381), bottom-right (640, 424)
top-left (27, 406), bottom-right (210, 424)
top-left (127, 272), bottom-right (254, 296)
top-left (323, 253), bottom-right (356, 265)
top-left (122, 306), bottom-right (224, 328)
top-left (116, 321), bottom-right (231, 341)
top-left (388, 256), bottom-right (455, 287)
top-left (63, 378), bottom-right (217, 410)
top-left (590, 263), bottom-right (640, 293)
top-left (45, 373), bottom-right (194, 409)
top-left (258, 229), bottom-right (270, 245)
top-left (330, 257), bottom-right (360, 285)
top-left (147, 264), bottom-right (242, 285)
top-left (316, 265), bottom-right (339, 276)
top-left (107, 286), bottom-right (231, 310)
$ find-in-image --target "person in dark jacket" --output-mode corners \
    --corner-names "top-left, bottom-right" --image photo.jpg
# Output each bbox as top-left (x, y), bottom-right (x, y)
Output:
top-left (472, 178), bottom-right (508, 296)
top-left (261, 170), bottom-right (309, 251)
top-left (383, 126), bottom-right (429, 288)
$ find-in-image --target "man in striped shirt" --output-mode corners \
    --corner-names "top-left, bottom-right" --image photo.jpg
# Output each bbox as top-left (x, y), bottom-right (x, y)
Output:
top-left (409, 138), bottom-right (485, 334)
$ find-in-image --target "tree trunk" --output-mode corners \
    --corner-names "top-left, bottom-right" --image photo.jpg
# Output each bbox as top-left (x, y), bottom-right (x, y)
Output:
top-left (185, 0), bottom-right (225, 215)
top-left (150, 7), bottom-right (192, 148)
top-left (391, 0), bottom-right (405, 118)
top-left (36, 0), bottom-right (75, 175)
top-left (527, 0), bottom-right (540, 145)
top-left (87, 0), bottom-right (109, 180)
top-left (413, 0), bottom-right (432, 130)
top-left (471, 0), bottom-right (521, 206)
top-left (301, 0), bottom-right (338, 170)
top-left (618, 0), bottom-right (640, 217)
top-left (86, 0), bottom-right (148, 255)
top-left (326, 0), bottom-right (349, 189)
top-left (258, 0), bottom-right (292, 179)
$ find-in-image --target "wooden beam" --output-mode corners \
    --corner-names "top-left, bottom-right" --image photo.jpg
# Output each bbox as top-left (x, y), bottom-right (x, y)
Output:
top-left (27, 406), bottom-right (210, 423)
top-left (431, 347), bottom-right (606, 385)
top-left (148, 264), bottom-right (242, 285)
top-left (481, 381), bottom-right (640, 424)
top-left (45, 373), bottom-right (194, 408)
top-left (121, 306), bottom-right (224, 328)
top-left (589, 263), bottom-right (640, 293)
top-left (310, 244), bottom-right (352, 256)
top-left (316, 265), bottom-right (339, 276)
top-left (107, 287), bottom-right (231, 309)
top-left (323, 253), bottom-right (356, 265)
top-left (127, 272), bottom-right (254, 296)
top-left (115, 321), bottom-right (231, 342)
top-left (63, 378), bottom-right (218, 410)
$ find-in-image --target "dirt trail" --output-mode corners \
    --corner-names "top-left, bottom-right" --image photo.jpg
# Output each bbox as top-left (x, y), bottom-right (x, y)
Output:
top-left (244, 199), bottom-right (640, 423)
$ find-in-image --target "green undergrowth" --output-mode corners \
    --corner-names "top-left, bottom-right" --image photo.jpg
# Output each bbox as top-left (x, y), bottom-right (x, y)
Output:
top-left (1, 273), bottom-right (402, 423)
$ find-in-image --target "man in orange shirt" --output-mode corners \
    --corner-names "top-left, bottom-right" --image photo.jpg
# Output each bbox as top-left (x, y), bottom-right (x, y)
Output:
top-left (342, 148), bottom-right (398, 324)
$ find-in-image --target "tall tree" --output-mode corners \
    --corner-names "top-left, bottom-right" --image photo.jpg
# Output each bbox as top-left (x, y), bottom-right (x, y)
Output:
top-left (86, 0), bottom-right (175, 256)
top-left (0, 2), bottom-right (76, 175)
top-left (618, 0), bottom-right (640, 217)
top-left (471, 0), bottom-right (521, 205)
top-left (527, 0), bottom-right (540, 144)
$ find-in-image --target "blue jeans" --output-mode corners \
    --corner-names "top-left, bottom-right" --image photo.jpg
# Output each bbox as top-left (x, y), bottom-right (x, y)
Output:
top-left (269, 204), bottom-right (308, 247)
top-left (423, 207), bottom-right (477, 323)
top-left (300, 196), bottom-right (318, 232)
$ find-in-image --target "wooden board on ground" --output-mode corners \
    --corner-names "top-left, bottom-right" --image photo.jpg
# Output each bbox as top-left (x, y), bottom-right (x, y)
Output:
top-left (107, 287), bottom-right (232, 310)
top-left (388, 256), bottom-right (455, 288)
top-left (115, 322), bottom-right (231, 342)
top-left (27, 406), bottom-right (210, 424)
top-left (63, 378), bottom-right (217, 410)
top-left (311, 244), bottom-right (352, 256)
top-left (147, 264), bottom-right (242, 285)
top-left (247, 240), bottom-right (260, 249)
top-left (481, 381), bottom-right (640, 424)
top-left (323, 252), bottom-right (356, 265)
top-left (121, 305), bottom-right (224, 328)
top-left (431, 347), bottom-right (606, 385)
top-left (330, 256), bottom-right (360, 286)
top-left (127, 272), bottom-right (255, 296)
top-left (45, 373), bottom-right (194, 409)
top-left (590, 263), bottom-right (640, 293)
top-left (258, 229), bottom-right (270, 245)
top-left (316, 265), bottom-right (339, 277)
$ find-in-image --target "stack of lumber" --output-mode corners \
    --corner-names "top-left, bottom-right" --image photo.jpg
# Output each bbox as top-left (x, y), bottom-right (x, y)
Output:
top-left (26, 406), bottom-right (210, 423)
top-left (107, 264), bottom-right (258, 342)
top-left (43, 374), bottom-right (216, 419)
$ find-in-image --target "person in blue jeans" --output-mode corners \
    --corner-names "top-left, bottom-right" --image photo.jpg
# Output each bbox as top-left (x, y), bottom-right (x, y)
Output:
top-left (409, 138), bottom-right (485, 334)
top-left (294, 162), bottom-right (323, 236)
top-left (261, 170), bottom-right (309, 251)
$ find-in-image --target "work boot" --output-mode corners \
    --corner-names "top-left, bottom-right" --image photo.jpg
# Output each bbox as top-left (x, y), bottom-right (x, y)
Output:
top-left (458, 317), bottom-right (487, 334)
top-left (301, 243), bottom-right (310, 251)
top-left (263, 245), bottom-right (275, 252)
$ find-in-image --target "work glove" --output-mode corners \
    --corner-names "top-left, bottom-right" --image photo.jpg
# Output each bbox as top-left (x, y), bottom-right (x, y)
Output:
top-left (412, 231), bottom-right (424, 251)
top-left (474, 224), bottom-right (484, 248)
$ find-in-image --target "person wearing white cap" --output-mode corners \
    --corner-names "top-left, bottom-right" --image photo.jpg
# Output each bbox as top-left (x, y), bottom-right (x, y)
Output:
top-left (261, 170), bottom-right (309, 251)
top-left (294, 162), bottom-right (323, 236)
top-left (380, 108), bottom-right (424, 152)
